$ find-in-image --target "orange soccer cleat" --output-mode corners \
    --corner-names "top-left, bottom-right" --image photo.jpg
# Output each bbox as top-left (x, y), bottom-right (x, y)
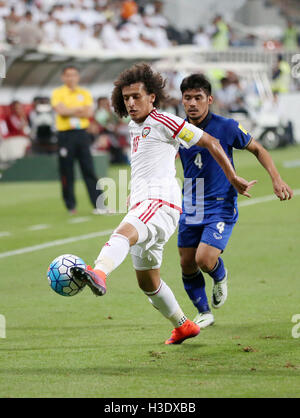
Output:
top-left (165, 319), bottom-right (200, 345)
top-left (71, 265), bottom-right (106, 296)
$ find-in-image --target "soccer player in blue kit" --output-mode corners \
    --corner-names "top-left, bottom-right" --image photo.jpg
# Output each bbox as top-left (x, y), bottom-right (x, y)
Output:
top-left (178, 74), bottom-right (293, 328)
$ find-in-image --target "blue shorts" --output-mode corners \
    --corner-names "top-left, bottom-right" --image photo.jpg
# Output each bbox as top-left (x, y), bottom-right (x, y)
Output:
top-left (177, 220), bottom-right (237, 252)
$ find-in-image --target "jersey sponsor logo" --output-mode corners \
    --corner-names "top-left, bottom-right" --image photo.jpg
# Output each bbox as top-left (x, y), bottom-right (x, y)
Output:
top-left (178, 127), bottom-right (194, 143)
top-left (238, 123), bottom-right (248, 135)
top-left (77, 94), bottom-right (84, 101)
top-left (142, 127), bottom-right (151, 138)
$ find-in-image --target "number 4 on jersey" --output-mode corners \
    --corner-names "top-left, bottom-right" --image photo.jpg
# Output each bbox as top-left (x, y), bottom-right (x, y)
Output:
top-left (194, 153), bottom-right (203, 169)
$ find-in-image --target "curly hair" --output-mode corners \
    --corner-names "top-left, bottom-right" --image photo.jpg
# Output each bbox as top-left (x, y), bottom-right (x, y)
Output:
top-left (111, 63), bottom-right (167, 118)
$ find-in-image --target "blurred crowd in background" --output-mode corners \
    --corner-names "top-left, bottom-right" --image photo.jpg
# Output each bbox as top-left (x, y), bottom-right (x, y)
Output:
top-left (0, 55), bottom-right (295, 168)
top-left (0, 0), bottom-right (299, 51)
top-left (0, 0), bottom-right (177, 51)
top-left (0, 0), bottom-right (299, 167)
top-left (0, 94), bottom-right (132, 166)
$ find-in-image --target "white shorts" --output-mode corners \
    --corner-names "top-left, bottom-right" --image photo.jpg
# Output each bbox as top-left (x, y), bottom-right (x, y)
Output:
top-left (121, 199), bottom-right (181, 270)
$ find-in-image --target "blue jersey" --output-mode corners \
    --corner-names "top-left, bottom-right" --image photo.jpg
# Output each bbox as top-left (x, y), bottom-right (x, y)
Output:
top-left (179, 112), bottom-right (252, 225)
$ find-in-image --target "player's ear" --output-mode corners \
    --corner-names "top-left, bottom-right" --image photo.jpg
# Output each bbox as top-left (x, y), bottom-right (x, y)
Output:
top-left (208, 95), bottom-right (214, 105)
top-left (150, 93), bottom-right (156, 104)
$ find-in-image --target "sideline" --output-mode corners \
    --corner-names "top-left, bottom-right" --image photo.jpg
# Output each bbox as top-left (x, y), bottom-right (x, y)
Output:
top-left (0, 189), bottom-right (299, 260)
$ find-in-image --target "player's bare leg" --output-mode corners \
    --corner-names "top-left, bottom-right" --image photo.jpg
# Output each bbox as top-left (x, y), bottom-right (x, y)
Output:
top-left (136, 268), bottom-right (200, 344)
top-left (179, 247), bottom-right (214, 328)
top-left (196, 243), bottom-right (228, 309)
top-left (71, 223), bottom-right (138, 296)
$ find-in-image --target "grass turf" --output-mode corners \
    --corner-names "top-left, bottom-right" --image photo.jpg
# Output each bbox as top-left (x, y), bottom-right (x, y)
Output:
top-left (0, 145), bottom-right (299, 398)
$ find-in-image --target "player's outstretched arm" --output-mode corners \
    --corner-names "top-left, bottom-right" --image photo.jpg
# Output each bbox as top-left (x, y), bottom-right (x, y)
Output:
top-left (246, 139), bottom-right (293, 201)
top-left (197, 132), bottom-right (257, 198)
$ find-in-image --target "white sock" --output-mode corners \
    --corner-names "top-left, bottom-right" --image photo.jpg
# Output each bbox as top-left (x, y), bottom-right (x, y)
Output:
top-left (145, 280), bottom-right (187, 328)
top-left (94, 233), bottom-right (130, 275)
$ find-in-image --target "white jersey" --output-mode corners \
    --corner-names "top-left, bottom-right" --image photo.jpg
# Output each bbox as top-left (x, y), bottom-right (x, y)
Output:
top-left (128, 108), bottom-right (204, 209)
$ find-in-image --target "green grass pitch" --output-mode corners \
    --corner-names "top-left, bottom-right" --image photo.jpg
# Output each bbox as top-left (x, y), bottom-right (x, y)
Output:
top-left (0, 145), bottom-right (299, 398)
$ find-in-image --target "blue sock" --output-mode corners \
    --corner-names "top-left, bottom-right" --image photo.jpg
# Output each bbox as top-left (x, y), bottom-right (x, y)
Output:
top-left (208, 257), bottom-right (226, 283)
top-left (182, 270), bottom-right (210, 313)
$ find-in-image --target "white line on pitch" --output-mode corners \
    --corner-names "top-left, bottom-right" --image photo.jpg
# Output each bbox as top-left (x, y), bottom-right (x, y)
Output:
top-left (0, 232), bottom-right (11, 237)
top-left (283, 160), bottom-right (300, 168)
top-left (0, 229), bottom-right (113, 259)
top-left (27, 224), bottom-right (51, 231)
top-left (0, 189), bottom-right (299, 260)
top-left (239, 188), bottom-right (300, 207)
top-left (68, 217), bottom-right (91, 224)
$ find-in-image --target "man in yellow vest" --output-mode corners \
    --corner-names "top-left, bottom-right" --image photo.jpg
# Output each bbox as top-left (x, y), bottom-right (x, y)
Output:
top-left (212, 15), bottom-right (229, 51)
top-left (272, 54), bottom-right (291, 94)
top-left (51, 65), bottom-right (103, 214)
top-left (283, 20), bottom-right (298, 51)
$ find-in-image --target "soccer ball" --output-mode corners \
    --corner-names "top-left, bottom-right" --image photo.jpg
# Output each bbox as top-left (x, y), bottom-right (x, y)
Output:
top-left (47, 254), bottom-right (86, 296)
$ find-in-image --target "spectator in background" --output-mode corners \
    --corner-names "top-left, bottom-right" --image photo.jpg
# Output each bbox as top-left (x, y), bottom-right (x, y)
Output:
top-left (120, 0), bottom-right (138, 23)
top-left (0, 0), bottom-right (9, 20)
top-left (193, 26), bottom-right (211, 49)
top-left (214, 75), bottom-right (248, 115)
top-left (81, 23), bottom-right (104, 50)
top-left (282, 20), bottom-right (298, 50)
top-left (0, 100), bottom-right (31, 164)
top-left (211, 15), bottom-right (229, 50)
top-left (101, 16), bottom-right (124, 50)
top-left (5, 100), bottom-right (30, 138)
top-left (58, 19), bottom-right (82, 50)
top-left (13, 10), bottom-right (43, 48)
top-left (3, 7), bottom-right (20, 44)
top-left (41, 9), bottom-right (63, 48)
top-left (272, 54), bottom-right (291, 94)
top-left (52, 4), bottom-right (69, 23)
top-left (0, 14), bottom-right (5, 43)
top-left (29, 96), bottom-right (57, 154)
top-left (94, 97), bottom-right (118, 132)
top-left (142, 14), bottom-right (170, 48)
top-left (118, 14), bottom-right (146, 50)
top-left (144, 0), bottom-right (168, 28)
top-left (92, 96), bottom-right (129, 164)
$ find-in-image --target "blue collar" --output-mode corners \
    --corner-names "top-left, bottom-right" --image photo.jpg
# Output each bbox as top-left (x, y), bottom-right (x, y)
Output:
top-left (186, 111), bottom-right (212, 130)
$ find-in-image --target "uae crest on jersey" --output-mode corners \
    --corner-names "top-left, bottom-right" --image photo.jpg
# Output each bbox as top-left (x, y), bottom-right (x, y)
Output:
top-left (142, 127), bottom-right (151, 138)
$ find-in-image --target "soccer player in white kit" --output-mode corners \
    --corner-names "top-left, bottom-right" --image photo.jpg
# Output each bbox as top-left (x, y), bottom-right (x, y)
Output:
top-left (71, 63), bottom-right (256, 344)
